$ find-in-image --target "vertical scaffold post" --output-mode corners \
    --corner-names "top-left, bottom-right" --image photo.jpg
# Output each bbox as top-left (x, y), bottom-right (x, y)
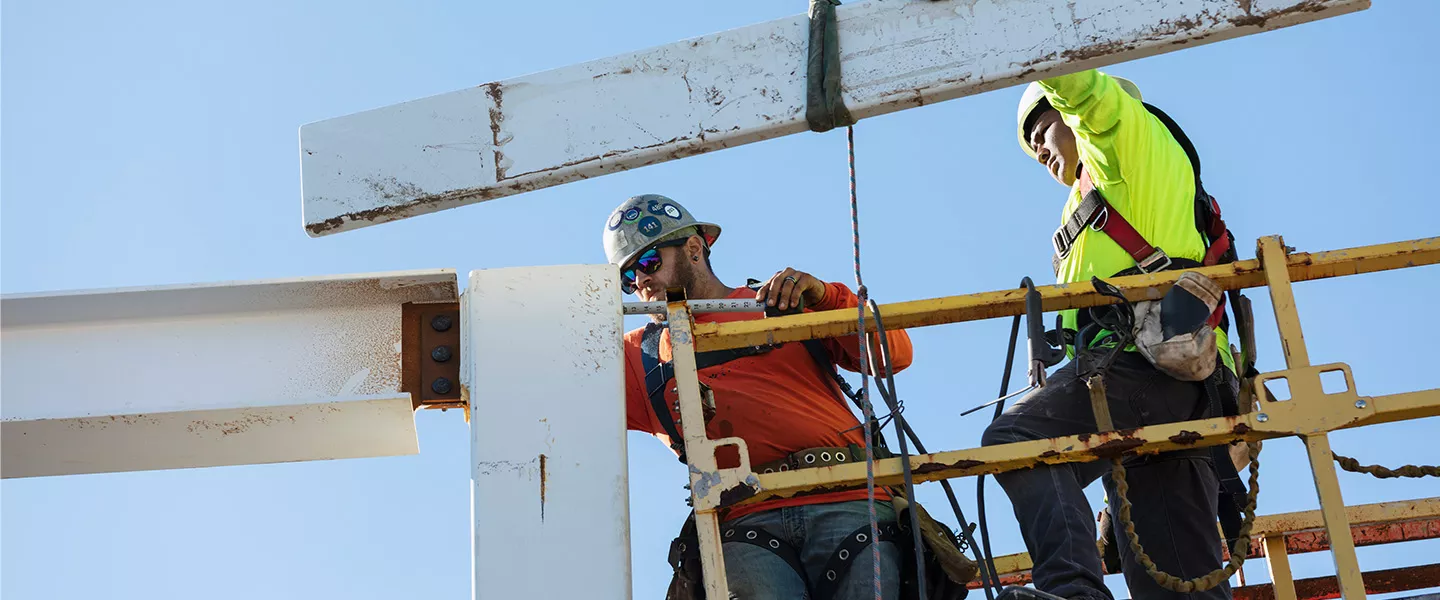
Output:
top-left (665, 295), bottom-right (732, 599)
top-left (1257, 236), bottom-right (1365, 600)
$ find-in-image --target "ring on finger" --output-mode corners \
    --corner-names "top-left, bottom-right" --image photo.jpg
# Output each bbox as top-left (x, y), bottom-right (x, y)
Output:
top-left (783, 276), bottom-right (798, 283)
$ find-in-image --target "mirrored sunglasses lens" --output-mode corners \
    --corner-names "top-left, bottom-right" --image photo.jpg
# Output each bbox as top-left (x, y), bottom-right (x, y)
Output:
top-left (636, 253), bottom-right (663, 274)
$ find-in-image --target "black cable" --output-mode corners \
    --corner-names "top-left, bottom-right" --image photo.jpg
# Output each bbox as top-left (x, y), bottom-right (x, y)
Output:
top-left (863, 300), bottom-right (927, 600)
top-left (867, 299), bottom-right (996, 600)
top-left (976, 313), bottom-right (1022, 596)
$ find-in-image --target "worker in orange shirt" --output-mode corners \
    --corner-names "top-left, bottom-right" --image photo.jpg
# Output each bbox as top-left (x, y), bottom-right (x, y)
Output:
top-left (604, 194), bottom-right (911, 599)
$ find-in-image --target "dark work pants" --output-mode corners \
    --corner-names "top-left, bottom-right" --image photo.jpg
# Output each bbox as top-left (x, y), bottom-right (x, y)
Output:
top-left (980, 351), bottom-right (1228, 600)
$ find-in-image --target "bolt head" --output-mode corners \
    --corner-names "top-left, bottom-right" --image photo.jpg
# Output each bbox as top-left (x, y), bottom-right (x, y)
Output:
top-left (1256, 413), bottom-right (1269, 423)
top-left (430, 314), bottom-right (453, 332)
top-left (1355, 399), bottom-right (1368, 409)
top-left (431, 345), bottom-right (452, 362)
top-left (431, 377), bottom-right (453, 395)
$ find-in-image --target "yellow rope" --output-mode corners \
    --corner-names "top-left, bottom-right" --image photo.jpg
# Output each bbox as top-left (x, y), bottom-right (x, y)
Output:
top-left (1333, 453), bottom-right (1439, 479)
top-left (1110, 441), bottom-right (1261, 593)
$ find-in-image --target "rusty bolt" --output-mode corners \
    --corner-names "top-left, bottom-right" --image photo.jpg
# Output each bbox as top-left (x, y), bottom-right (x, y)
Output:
top-left (1256, 413), bottom-right (1269, 423)
top-left (1355, 399), bottom-right (1368, 409)
top-left (431, 377), bottom-right (453, 395)
top-left (431, 314), bottom-right (453, 332)
top-left (431, 345), bottom-right (452, 362)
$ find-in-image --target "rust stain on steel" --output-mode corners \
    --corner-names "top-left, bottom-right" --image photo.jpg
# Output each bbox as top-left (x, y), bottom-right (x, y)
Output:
top-left (187, 412), bottom-right (287, 436)
top-left (485, 82), bottom-right (506, 181)
top-left (1232, 563), bottom-right (1440, 600)
top-left (719, 482), bottom-right (758, 507)
top-left (1232, 422), bottom-right (1253, 435)
top-left (539, 453), bottom-right (548, 522)
top-left (1088, 429), bottom-right (1144, 458)
top-left (1169, 430), bottom-right (1204, 445)
top-left (914, 459), bottom-right (985, 476)
top-left (1258, 517), bottom-right (1440, 556)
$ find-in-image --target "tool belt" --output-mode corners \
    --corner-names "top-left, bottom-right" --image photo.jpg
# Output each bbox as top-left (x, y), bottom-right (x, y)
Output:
top-left (665, 446), bottom-right (977, 600)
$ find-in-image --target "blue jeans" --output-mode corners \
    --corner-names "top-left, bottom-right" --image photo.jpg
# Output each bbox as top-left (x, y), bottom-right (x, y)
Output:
top-left (981, 352), bottom-right (1229, 600)
top-left (722, 500), bottom-right (902, 600)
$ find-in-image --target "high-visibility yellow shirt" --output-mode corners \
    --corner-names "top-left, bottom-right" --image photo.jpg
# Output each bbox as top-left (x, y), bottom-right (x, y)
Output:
top-left (1040, 69), bottom-right (1234, 373)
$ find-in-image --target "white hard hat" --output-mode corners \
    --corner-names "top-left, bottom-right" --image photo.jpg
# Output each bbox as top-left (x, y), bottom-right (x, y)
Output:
top-left (602, 194), bottom-right (721, 267)
top-left (1016, 74), bottom-right (1142, 160)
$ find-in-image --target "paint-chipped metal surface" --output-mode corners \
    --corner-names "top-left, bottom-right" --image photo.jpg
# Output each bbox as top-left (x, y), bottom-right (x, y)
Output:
top-left (299, 0), bottom-right (1368, 236)
top-left (2, 395), bottom-right (416, 478)
top-left (970, 502), bottom-right (1440, 588)
top-left (466, 265), bottom-right (630, 599)
top-left (1232, 563), bottom-right (1440, 600)
top-left (0, 270), bottom-right (453, 478)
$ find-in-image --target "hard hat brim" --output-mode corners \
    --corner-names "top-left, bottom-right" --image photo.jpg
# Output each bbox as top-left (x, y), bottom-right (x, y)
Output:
top-left (615, 222), bottom-right (722, 269)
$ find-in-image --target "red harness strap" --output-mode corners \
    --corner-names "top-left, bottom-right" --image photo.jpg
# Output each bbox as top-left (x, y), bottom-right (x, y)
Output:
top-left (1073, 170), bottom-right (1230, 328)
top-left (1075, 171), bottom-right (1171, 272)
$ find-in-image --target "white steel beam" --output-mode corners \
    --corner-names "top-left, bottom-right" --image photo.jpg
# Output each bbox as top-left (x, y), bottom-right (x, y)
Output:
top-left (300, 0), bottom-right (1367, 236)
top-left (465, 265), bottom-right (630, 599)
top-left (1, 270), bottom-right (457, 478)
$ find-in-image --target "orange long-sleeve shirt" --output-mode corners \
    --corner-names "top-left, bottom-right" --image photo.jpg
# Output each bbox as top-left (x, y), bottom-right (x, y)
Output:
top-left (624, 281), bottom-right (913, 521)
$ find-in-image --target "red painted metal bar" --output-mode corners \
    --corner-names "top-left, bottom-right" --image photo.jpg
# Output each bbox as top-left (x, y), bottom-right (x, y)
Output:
top-left (967, 517), bottom-right (1440, 589)
top-left (1232, 563), bottom-right (1440, 600)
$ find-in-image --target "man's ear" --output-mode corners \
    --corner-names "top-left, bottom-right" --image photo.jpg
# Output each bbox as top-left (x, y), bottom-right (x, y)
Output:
top-left (685, 235), bottom-right (706, 262)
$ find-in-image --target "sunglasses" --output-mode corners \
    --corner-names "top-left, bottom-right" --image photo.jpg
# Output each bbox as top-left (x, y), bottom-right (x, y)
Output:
top-left (621, 238), bottom-right (690, 294)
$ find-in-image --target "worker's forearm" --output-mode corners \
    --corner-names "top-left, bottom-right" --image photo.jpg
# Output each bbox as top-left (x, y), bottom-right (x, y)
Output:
top-left (1038, 69), bottom-right (1122, 137)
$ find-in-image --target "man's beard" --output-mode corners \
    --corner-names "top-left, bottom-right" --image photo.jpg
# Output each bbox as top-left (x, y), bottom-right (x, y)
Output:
top-left (648, 256), bottom-right (701, 323)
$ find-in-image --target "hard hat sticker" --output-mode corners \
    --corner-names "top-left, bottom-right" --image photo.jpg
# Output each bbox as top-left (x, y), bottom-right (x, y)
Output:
top-left (638, 216), bottom-right (663, 237)
top-left (663, 204), bottom-right (682, 219)
top-left (623, 207), bottom-right (641, 222)
top-left (647, 199), bottom-right (668, 216)
top-left (607, 212), bottom-right (623, 230)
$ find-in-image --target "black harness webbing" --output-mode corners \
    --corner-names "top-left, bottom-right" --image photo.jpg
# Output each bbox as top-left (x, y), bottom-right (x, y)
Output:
top-left (639, 299), bottom-right (887, 464)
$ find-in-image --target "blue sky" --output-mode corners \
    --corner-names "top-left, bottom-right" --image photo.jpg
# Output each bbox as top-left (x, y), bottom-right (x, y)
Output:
top-left (3, 1), bottom-right (1438, 598)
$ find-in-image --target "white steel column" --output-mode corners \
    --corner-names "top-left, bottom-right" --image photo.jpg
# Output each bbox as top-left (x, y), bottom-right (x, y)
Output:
top-left (464, 265), bottom-right (630, 599)
top-left (1, 270), bottom-right (455, 478)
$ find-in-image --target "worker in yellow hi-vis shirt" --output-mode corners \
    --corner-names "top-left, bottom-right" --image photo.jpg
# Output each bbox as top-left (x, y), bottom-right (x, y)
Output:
top-left (981, 69), bottom-right (1248, 600)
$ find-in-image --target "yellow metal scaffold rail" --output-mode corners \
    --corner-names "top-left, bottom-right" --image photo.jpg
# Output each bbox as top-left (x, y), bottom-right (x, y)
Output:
top-left (662, 235), bottom-right (1440, 600)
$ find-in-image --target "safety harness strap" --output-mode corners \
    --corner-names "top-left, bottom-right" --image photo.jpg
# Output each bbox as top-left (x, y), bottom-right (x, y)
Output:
top-left (814, 521), bottom-right (902, 600)
top-left (640, 316), bottom-right (863, 464)
top-left (1050, 103), bottom-right (1236, 279)
top-left (725, 524), bottom-right (811, 587)
top-left (641, 322), bottom-right (688, 462)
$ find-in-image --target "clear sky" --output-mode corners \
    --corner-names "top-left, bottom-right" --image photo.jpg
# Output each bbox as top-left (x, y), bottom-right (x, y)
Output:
top-left (3, 1), bottom-right (1438, 598)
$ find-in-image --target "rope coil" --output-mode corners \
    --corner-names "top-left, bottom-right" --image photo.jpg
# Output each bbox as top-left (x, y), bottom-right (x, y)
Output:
top-left (1111, 441), bottom-right (1262, 593)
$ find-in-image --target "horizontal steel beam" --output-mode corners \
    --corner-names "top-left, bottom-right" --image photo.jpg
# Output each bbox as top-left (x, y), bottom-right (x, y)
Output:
top-left (299, 0), bottom-right (1367, 236)
top-left (2, 270), bottom-right (458, 478)
top-left (733, 389), bottom-right (1440, 506)
top-left (693, 236), bottom-right (1440, 352)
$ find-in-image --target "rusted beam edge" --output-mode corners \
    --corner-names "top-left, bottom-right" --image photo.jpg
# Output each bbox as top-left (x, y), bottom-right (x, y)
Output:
top-left (1232, 563), bottom-right (1440, 600)
top-left (968, 512), bottom-right (1440, 588)
top-left (692, 236), bottom-right (1440, 352)
top-left (736, 389), bottom-right (1440, 506)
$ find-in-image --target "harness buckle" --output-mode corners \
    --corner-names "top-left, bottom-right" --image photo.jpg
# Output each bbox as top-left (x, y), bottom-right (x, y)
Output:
top-left (1052, 226), bottom-right (1072, 259)
top-left (1136, 248), bottom-right (1173, 274)
top-left (1089, 206), bottom-right (1109, 232)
